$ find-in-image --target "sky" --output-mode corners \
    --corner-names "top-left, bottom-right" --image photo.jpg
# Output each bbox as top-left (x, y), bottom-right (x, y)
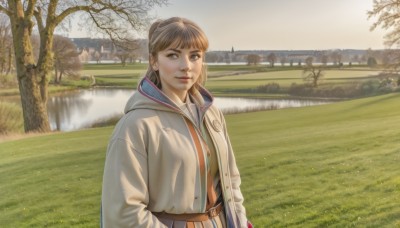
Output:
top-left (69, 0), bottom-right (387, 51)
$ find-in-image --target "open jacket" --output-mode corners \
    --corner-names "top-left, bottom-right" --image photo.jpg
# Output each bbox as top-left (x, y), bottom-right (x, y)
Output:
top-left (101, 77), bottom-right (248, 227)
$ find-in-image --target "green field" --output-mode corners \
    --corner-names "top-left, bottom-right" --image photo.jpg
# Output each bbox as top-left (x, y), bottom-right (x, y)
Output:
top-left (1, 92), bottom-right (399, 227)
top-left (81, 64), bottom-right (383, 97)
top-left (1, 64), bottom-right (383, 97)
top-left (205, 69), bottom-right (379, 92)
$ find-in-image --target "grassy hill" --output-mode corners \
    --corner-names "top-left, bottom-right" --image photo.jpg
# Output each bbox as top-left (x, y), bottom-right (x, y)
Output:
top-left (0, 93), bottom-right (399, 227)
top-left (229, 92), bottom-right (400, 226)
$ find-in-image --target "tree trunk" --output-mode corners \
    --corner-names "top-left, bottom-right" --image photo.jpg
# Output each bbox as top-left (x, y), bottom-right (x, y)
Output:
top-left (0, 59), bottom-right (4, 73)
top-left (37, 29), bottom-right (55, 106)
top-left (17, 65), bottom-right (51, 132)
top-left (6, 46), bottom-right (12, 74)
top-left (59, 71), bottom-right (63, 83)
top-left (9, 2), bottom-right (51, 133)
top-left (54, 68), bottom-right (59, 84)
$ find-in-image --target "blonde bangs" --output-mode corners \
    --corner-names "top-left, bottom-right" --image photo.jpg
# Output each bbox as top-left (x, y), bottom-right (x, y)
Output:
top-left (170, 28), bottom-right (209, 51)
top-left (152, 22), bottom-right (209, 53)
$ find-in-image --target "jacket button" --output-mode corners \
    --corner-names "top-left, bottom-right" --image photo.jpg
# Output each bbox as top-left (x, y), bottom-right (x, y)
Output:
top-left (194, 196), bottom-right (198, 200)
top-left (212, 120), bottom-right (222, 132)
top-left (224, 173), bottom-right (228, 176)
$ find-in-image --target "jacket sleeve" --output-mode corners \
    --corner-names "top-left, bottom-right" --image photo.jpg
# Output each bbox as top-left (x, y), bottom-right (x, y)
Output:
top-left (220, 112), bottom-right (249, 228)
top-left (101, 137), bottom-right (167, 228)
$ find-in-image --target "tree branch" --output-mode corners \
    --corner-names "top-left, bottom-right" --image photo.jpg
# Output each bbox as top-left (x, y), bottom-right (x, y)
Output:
top-left (34, 7), bottom-right (44, 33)
top-left (45, 0), bottom-right (57, 22)
top-left (54, 5), bottom-right (103, 26)
top-left (0, 4), bottom-right (12, 16)
top-left (25, 0), bottom-right (37, 17)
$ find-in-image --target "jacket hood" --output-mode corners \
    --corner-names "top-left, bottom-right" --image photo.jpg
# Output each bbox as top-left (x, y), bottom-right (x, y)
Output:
top-left (124, 77), bottom-right (214, 117)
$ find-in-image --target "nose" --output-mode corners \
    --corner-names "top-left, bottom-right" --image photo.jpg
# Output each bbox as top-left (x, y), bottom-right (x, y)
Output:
top-left (180, 56), bottom-right (191, 71)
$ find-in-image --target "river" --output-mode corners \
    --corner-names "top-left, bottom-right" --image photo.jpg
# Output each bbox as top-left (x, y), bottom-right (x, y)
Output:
top-left (46, 88), bottom-right (330, 131)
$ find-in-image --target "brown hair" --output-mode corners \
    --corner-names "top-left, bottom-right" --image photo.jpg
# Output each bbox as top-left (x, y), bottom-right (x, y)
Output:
top-left (146, 17), bottom-right (209, 96)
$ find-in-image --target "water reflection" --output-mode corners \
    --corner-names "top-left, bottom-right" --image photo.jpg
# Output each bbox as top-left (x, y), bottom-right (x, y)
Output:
top-left (45, 88), bottom-right (330, 132)
top-left (215, 97), bottom-right (329, 113)
top-left (47, 89), bottom-right (134, 131)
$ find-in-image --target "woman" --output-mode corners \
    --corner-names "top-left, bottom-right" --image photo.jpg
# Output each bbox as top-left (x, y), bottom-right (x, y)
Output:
top-left (101, 17), bottom-right (251, 228)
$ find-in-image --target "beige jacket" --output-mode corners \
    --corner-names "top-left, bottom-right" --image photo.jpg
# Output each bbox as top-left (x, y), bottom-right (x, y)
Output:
top-left (101, 78), bottom-right (247, 227)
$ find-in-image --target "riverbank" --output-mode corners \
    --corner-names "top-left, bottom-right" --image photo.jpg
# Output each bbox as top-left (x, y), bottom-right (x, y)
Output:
top-left (0, 64), bottom-right (390, 135)
top-left (1, 93), bottom-right (399, 226)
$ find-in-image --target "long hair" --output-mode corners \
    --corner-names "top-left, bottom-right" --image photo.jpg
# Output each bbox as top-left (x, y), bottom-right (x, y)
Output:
top-left (146, 17), bottom-right (209, 98)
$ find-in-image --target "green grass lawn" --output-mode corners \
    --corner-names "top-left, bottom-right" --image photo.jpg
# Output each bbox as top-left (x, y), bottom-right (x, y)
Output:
top-left (1, 92), bottom-right (399, 227)
top-left (81, 64), bottom-right (145, 88)
top-left (229, 93), bottom-right (400, 227)
top-left (81, 65), bottom-right (382, 93)
top-left (205, 69), bottom-right (382, 96)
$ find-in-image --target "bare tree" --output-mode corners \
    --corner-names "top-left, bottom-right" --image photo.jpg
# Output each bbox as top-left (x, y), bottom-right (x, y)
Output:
top-left (379, 49), bottom-right (400, 79)
top-left (246, 54), bottom-right (261, 65)
top-left (320, 54), bottom-right (329, 66)
top-left (114, 39), bottom-right (138, 66)
top-left (303, 66), bottom-right (324, 87)
top-left (368, 1), bottom-right (400, 47)
top-left (93, 51), bottom-right (101, 64)
top-left (280, 56), bottom-right (287, 66)
top-left (115, 51), bottom-right (137, 66)
top-left (352, 55), bottom-right (360, 65)
top-left (330, 51), bottom-right (341, 66)
top-left (266, 52), bottom-right (277, 67)
top-left (53, 35), bottom-right (82, 84)
top-left (305, 56), bottom-right (314, 67)
top-left (0, 0), bottom-right (167, 132)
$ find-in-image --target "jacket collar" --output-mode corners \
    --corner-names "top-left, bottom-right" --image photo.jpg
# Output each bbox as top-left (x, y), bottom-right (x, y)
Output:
top-left (138, 77), bottom-right (214, 118)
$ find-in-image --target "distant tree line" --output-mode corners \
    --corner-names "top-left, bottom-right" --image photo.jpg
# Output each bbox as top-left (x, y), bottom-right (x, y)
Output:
top-left (203, 49), bottom-right (399, 68)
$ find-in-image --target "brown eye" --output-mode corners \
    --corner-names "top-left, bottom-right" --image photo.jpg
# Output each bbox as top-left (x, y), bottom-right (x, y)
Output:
top-left (191, 54), bottom-right (201, 61)
top-left (167, 53), bottom-right (178, 59)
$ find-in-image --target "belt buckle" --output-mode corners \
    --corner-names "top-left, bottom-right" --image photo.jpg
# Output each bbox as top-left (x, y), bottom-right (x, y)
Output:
top-left (208, 206), bottom-right (218, 218)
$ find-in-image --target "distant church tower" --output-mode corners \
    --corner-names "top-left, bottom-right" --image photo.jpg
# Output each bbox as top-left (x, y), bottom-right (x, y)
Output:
top-left (231, 46), bottom-right (235, 53)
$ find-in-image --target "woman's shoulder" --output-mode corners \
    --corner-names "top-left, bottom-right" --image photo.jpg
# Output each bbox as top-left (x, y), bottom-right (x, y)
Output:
top-left (110, 109), bottom-right (155, 139)
top-left (118, 108), bottom-right (160, 130)
top-left (206, 104), bottom-right (223, 119)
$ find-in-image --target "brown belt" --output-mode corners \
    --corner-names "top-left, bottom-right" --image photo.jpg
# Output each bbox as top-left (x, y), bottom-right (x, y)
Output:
top-left (153, 203), bottom-right (223, 222)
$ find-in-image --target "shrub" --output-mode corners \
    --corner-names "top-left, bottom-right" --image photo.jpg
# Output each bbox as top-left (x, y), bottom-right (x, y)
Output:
top-left (255, 82), bottom-right (281, 93)
top-left (357, 79), bottom-right (380, 95)
top-left (288, 80), bottom-right (386, 99)
top-left (0, 102), bottom-right (24, 134)
top-left (367, 57), bottom-right (377, 67)
top-left (288, 83), bottom-right (314, 97)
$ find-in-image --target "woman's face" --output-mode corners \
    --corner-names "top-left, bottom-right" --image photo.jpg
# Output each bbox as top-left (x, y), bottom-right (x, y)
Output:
top-left (153, 46), bottom-right (204, 103)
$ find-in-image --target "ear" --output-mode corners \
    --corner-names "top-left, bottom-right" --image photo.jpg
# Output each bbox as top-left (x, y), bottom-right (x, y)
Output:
top-left (153, 62), bottom-right (159, 71)
top-left (150, 55), bottom-right (158, 71)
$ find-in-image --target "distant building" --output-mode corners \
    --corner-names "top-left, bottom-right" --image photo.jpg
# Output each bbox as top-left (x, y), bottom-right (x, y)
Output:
top-left (71, 38), bottom-right (116, 61)
top-left (78, 48), bottom-right (89, 63)
top-left (70, 37), bottom-right (149, 62)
